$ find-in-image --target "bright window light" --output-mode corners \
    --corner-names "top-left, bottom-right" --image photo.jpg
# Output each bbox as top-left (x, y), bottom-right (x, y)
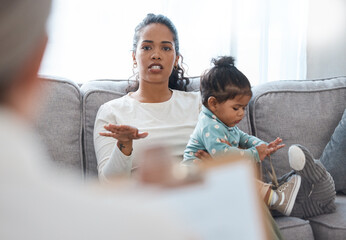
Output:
top-left (40, 0), bottom-right (309, 85)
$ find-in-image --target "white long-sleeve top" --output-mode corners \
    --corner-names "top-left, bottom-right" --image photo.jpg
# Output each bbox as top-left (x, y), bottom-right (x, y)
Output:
top-left (94, 90), bottom-right (201, 180)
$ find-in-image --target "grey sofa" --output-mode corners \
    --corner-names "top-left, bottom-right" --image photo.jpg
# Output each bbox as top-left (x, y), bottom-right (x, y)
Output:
top-left (35, 76), bottom-right (346, 240)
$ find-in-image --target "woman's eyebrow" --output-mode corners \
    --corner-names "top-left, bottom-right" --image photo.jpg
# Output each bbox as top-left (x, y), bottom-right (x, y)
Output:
top-left (141, 40), bottom-right (153, 43)
top-left (141, 40), bottom-right (173, 45)
top-left (161, 41), bottom-right (173, 45)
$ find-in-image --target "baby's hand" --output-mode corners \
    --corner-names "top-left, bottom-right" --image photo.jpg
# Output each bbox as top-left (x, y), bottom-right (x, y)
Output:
top-left (256, 138), bottom-right (285, 161)
top-left (255, 144), bottom-right (269, 161)
top-left (267, 137), bottom-right (285, 153)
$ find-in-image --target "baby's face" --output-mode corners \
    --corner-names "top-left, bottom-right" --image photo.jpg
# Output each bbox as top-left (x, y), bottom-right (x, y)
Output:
top-left (213, 95), bottom-right (251, 127)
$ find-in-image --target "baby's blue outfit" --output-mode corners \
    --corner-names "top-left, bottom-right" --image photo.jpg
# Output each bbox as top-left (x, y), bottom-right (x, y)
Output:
top-left (183, 106), bottom-right (266, 164)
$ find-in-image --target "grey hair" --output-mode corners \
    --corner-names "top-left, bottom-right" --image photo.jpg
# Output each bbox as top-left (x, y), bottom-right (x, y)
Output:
top-left (0, 0), bottom-right (52, 99)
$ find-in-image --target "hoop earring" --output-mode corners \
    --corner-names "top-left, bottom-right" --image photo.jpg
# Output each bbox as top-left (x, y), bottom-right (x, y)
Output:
top-left (132, 62), bottom-right (138, 80)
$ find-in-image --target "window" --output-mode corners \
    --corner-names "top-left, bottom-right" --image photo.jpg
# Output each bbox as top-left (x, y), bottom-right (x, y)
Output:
top-left (40, 0), bottom-right (309, 85)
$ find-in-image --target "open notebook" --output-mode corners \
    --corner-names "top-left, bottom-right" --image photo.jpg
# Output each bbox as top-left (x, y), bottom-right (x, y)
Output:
top-left (153, 158), bottom-right (268, 240)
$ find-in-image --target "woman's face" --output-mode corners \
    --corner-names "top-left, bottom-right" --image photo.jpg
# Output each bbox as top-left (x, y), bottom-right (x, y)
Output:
top-left (133, 23), bottom-right (179, 85)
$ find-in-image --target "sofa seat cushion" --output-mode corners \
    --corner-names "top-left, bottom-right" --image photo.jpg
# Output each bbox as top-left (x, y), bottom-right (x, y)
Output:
top-left (249, 77), bottom-right (346, 182)
top-left (308, 194), bottom-right (346, 240)
top-left (35, 77), bottom-right (83, 175)
top-left (275, 216), bottom-right (314, 240)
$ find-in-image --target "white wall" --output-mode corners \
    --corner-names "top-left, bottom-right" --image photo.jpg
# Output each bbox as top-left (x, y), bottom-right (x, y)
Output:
top-left (307, 0), bottom-right (346, 79)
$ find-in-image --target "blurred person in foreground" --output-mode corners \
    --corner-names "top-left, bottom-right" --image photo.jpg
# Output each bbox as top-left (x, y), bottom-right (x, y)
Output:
top-left (0, 1), bottom-right (194, 239)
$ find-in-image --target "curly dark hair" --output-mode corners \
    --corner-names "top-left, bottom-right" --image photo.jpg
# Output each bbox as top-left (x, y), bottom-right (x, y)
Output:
top-left (200, 56), bottom-right (252, 107)
top-left (128, 13), bottom-right (189, 92)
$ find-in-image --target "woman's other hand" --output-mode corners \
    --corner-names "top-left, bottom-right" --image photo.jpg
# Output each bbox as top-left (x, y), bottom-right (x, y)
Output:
top-left (194, 138), bottom-right (231, 163)
top-left (194, 150), bottom-right (213, 163)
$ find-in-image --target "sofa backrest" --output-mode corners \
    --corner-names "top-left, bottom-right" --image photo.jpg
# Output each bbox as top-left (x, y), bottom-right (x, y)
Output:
top-left (35, 77), bottom-right (83, 177)
top-left (81, 77), bottom-right (252, 179)
top-left (37, 75), bottom-right (344, 181)
top-left (249, 77), bottom-right (346, 182)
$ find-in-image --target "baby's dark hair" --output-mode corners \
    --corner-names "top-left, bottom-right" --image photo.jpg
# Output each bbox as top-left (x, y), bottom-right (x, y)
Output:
top-left (200, 56), bottom-right (252, 107)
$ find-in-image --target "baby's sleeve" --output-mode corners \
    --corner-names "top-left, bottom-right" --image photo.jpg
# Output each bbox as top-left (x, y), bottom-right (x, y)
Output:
top-left (238, 128), bottom-right (267, 149)
top-left (201, 125), bottom-right (261, 163)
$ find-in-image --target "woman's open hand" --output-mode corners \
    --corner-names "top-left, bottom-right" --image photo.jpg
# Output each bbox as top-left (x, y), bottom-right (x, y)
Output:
top-left (99, 124), bottom-right (148, 155)
top-left (100, 124), bottom-right (148, 141)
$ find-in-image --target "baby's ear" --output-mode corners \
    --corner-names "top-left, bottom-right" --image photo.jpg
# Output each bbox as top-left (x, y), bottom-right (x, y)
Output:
top-left (207, 96), bottom-right (218, 111)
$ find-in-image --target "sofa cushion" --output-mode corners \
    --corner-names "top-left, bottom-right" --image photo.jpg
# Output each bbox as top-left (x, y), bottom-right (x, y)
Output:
top-left (81, 78), bottom-right (252, 178)
top-left (81, 80), bottom-right (128, 178)
top-left (35, 77), bottom-right (83, 176)
top-left (308, 195), bottom-right (346, 240)
top-left (275, 216), bottom-right (314, 240)
top-left (319, 108), bottom-right (346, 193)
top-left (249, 77), bottom-right (346, 182)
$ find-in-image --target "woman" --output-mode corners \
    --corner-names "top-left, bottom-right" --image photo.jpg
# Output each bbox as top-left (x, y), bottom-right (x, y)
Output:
top-left (94, 13), bottom-right (201, 180)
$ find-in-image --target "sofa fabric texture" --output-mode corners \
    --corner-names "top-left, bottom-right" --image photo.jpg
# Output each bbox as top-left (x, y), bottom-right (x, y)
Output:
top-left (275, 216), bottom-right (314, 240)
top-left (319, 108), bottom-right (346, 193)
top-left (308, 195), bottom-right (346, 240)
top-left (36, 76), bottom-right (346, 239)
top-left (35, 77), bottom-right (83, 175)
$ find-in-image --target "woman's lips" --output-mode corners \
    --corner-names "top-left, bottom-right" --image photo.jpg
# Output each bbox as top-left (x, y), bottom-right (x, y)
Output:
top-left (149, 65), bottom-right (162, 69)
top-left (148, 64), bottom-right (163, 73)
top-left (148, 63), bottom-right (163, 69)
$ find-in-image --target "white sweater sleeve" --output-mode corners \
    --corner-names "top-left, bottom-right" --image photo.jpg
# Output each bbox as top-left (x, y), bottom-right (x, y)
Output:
top-left (93, 104), bottom-right (133, 181)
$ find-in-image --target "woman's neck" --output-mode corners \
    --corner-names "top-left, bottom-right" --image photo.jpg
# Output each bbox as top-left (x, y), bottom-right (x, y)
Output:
top-left (131, 82), bottom-right (172, 103)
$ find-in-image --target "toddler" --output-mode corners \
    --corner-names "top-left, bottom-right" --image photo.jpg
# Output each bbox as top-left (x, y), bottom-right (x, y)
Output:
top-left (183, 56), bottom-right (301, 216)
